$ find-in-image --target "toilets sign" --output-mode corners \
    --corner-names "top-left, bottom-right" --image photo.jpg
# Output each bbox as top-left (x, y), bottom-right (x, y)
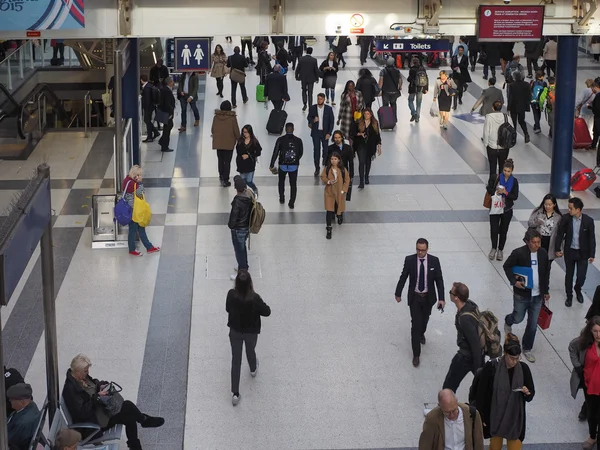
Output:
top-left (175, 38), bottom-right (211, 71)
top-left (375, 39), bottom-right (450, 53)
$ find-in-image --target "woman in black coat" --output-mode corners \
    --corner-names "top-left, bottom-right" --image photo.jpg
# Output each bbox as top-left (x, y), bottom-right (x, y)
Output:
top-left (356, 68), bottom-right (380, 109)
top-left (351, 108), bottom-right (382, 188)
top-left (235, 124), bottom-right (262, 195)
top-left (256, 42), bottom-right (272, 84)
top-left (320, 52), bottom-right (339, 105)
top-left (333, 35), bottom-right (349, 68)
top-left (481, 43), bottom-right (501, 80)
top-left (450, 46), bottom-right (472, 109)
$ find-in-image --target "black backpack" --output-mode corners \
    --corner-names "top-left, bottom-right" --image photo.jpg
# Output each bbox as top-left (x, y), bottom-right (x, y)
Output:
top-left (416, 68), bottom-right (429, 88)
top-left (151, 86), bottom-right (161, 106)
top-left (282, 140), bottom-right (298, 165)
top-left (497, 114), bottom-right (517, 150)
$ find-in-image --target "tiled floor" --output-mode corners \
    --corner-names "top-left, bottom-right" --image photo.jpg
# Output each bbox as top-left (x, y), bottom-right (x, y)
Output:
top-left (2, 38), bottom-right (600, 449)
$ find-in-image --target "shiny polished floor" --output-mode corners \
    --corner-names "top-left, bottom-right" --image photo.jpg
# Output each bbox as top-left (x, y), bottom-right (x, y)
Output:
top-left (1, 38), bottom-right (599, 449)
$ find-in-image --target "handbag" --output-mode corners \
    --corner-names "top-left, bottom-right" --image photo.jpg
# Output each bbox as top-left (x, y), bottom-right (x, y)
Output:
top-left (102, 90), bottom-right (112, 107)
top-left (230, 68), bottom-right (246, 84)
top-left (489, 194), bottom-right (505, 215)
top-left (346, 184), bottom-right (352, 202)
top-left (353, 111), bottom-right (362, 121)
top-left (97, 382), bottom-right (125, 417)
top-left (132, 183), bottom-right (152, 227)
top-left (114, 180), bottom-right (133, 226)
top-left (477, 51), bottom-right (487, 65)
top-left (483, 175), bottom-right (498, 208)
top-left (537, 301), bottom-right (553, 329)
top-left (155, 109), bottom-right (169, 125)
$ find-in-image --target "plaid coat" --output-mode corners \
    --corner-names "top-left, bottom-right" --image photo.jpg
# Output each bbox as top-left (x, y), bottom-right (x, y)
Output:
top-left (337, 91), bottom-right (364, 140)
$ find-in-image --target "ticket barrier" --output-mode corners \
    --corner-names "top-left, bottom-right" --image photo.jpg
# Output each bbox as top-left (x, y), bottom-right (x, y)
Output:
top-left (91, 195), bottom-right (129, 249)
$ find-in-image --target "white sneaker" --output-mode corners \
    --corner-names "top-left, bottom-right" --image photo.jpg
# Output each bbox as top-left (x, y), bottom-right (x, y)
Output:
top-left (251, 359), bottom-right (259, 377)
top-left (496, 249), bottom-right (504, 261)
top-left (504, 322), bottom-right (512, 336)
top-left (523, 351), bottom-right (535, 363)
top-left (230, 274), bottom-right (237, 281)
top-left (232, 393), bottom-right (240, 406)
top-left (488, 249), bottom-right (497, 260)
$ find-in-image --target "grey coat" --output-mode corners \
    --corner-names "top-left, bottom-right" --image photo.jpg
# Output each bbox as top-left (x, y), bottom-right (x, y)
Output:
top-left (569, 337), bottom-right (586, 399)
top-left (472, 86), bottom-right (504, 116)
top-left (527, 209), bottom-right (562, 260)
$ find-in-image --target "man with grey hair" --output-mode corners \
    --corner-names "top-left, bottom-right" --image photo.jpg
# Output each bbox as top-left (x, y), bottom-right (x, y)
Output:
top-left (157, 76), bottom-right (175, 152)
top-left (379, 57), bottom-right (403, 121)
top-left (419, 389), bottom-right (484, 450)
top-left (7, 383), bottom-right (41, 450)
top-left (264, 64), bottom-right (289, 111)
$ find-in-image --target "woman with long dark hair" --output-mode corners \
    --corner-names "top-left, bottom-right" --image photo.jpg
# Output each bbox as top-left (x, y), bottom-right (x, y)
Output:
top-left (337, 80), bottom-right (364, 144)
top-left (321, 151), bottom-right (350, 239)
top-left (352, 108), bottom-right (381, 189)
top-left (356, 68), bottom-right (380, 109)
top-left (319, 51), bottom-right (339, 105)
top-left (226, 270), bottom-right (271, 407)
top-left (527, 193), bottom-right (562, 274)
top-left (211, 44), bottom-right (227, 98)
top-left (235, 124), bottom-right (262, 196)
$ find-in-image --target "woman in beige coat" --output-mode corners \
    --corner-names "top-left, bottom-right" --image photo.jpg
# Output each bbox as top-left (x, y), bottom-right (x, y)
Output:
top-left (211, 44), bottom-right (228, 98)
top-left (211, 100), bottom-right (240, 186)
top-left (320, 151), bottom-right (350, 239)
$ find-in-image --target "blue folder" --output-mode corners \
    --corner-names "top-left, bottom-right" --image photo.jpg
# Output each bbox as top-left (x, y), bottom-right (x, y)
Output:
top-left (512, 266), bottom-right (533, 289)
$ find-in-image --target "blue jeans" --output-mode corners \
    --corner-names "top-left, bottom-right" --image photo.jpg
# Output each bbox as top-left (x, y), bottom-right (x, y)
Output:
top-left (408, 92), bottom-right (423, 118)
top-left (128, 221), bottom-right (152, 252)
top-left (180, 97), bottom-right (199, 127)
top-left (239, 171), bottom-right (257, 193)
top-left (231, 228), bottom-right (249, 270)
top-left (505, 294), bottom-right (542, 351)
top-left (326, 88), bottom-right (335, 102)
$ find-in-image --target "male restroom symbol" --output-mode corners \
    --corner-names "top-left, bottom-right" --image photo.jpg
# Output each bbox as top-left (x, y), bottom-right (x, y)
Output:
top-left (181, 44), bottom-right (191, 65)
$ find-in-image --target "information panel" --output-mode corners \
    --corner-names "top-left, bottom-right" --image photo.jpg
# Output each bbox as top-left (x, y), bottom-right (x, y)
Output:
top-left (375, 39), bottom-right (450, 53)
top-left (0, 0), bottom-right (85, 31)
top-left (478, 5), bottom-right (544, 42)
top-left (174, 38), bottom-right (211, 72)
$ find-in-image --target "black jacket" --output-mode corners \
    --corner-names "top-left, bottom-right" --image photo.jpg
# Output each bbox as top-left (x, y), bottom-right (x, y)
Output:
top-left (499, 42), bottom-right (515, 61)
top-left (296, 55), bottom-right (320, 84)
top-left (524, 40), bottom-right (544, 59)
top-left (227, 52), bottom-right (248, 72)
top-left (256, 49), bottom-right (272, 76)
top-left (226, 290), bottom-right (271, 334)
top-left (228, 191), bottom-right (253, 230)
top-left (451, 54), bottom-right (472, 84)
top-left (456, 300), bottom-right (484, 368)
top-left (395, 253), bottom-right (445, 307)
top-left (264, 72), bottom-right (289, 102)
top-left (486, 175), bottom-right (519, 211)
top-left (586, 285), bottom-right (600, 320)
top-left (287, 36), bottom-right (305, 50)
top-left (141, 83), bottom-right (154, 112)
top-left (503, 245), bottom-right (550, 298)
top-left (270, 133), bottom-right (304, 167)
top-left (508, 80), bottom-right (532, 113)
top-left (328, 143), bottom-right (353, 169)
top-left (276, 47), bottom-right (289, 68)
top-left (356, 75), bottom-right (379, 105)
top-left (236, 139), bottom-right (262, 174)
top-left (590, 93), bottom-right (600, 117)
top-left (158, 84), bottom-right (175, 114)
top-left (149, 64), bottom-right (169, 86)
top-left (4, 367), bottom-right (24, 416)
top-left (556, 213), bottom-right (596, 260)
top-left (351, 121), bottom-right (382, 157)
top-left (480, 43), bottom-right (501, 67)
top-left (407, 65), bottom-right (429, 94)
top-left (62, 369), bottom-right (106, 426)
top-left (334, 36), bottom-right (349, 54)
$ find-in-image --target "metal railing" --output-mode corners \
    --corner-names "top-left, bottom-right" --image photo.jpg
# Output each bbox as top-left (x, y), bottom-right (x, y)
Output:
top-left (84, 90), bottom-right (91, 137)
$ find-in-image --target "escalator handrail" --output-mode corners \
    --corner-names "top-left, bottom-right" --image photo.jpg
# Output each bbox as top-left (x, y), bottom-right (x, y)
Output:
top-left (16, 83), bottom-right (70, 139)
top-left (0, 83), bottom-right (19, 112)
top-left (0, 41), bottom-right (30, 67)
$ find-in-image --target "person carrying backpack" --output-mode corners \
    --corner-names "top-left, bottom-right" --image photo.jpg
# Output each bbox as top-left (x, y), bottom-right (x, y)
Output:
top-left (529, 71), bottom-right (547, 134)
top-left (407, 57), bottom-right (429, 123)
top-left (538, 76), bottom-right (556, 138)
top-left (228, 176), bottom-right (253, 280)
top-left (503, 55), bottom-right (525, 105)
top-left (442, 282), bottom-right (485, 392)
top-left (269, 122), bottom-right (304, 209)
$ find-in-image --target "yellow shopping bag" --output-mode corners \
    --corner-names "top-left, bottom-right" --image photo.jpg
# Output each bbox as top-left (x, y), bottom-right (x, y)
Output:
top-left (132, 183), bottom-right (152, 227)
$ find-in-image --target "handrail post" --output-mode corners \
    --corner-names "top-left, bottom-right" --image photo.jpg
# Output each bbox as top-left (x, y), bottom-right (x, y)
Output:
top-left (38, 95), bottom-right (42, 131)
top-left (84, 91), bottom-right (90, 137)
top-left (30, 40), bottom-right (34, 69)
top-left (68, 46), bottom-right (72, 67)
top-left (18, 47), bottom-right (23, 80)
top-left (7, 57), bottom-right (12, 91)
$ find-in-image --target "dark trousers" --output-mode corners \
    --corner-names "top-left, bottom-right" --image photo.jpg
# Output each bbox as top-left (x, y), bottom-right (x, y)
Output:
top-left (180, 97), bottom-right (199, 127)
top-left (291, 47), bottom-right (302, 69)
top-left (410, 295), bottom-right (433, 358)
top-left (278, 169), bottom-right (298, 203)
top-left (337, 52), bottom-right (346, 66)
top-left (360, 43), bottom-right (370, 64)
top-left (229, 328), bottom-right (258, 394)
top-left (483, 65), bottom-right (496, 78)
top-left (231, 80), bottom-right (248, 107)
top-left (217, 149), bottom-right (233, 182)
top-left (510, 110), bottom-right (528, 136)
top-left (526, 57), bottom-right (540, 77)
top-left (585, 392), bottom-right (600, 439)
top-left (216, 77), bottom-right (224, 95)
top-left (312, 131), bottom-right (329, 167)
top-left (271, 99), bottom-right (284, 111)
top-left (546, 60), bottom-right (556, 77)
top-left (486, 146), bottom-right (509, 178)
top-left (357, 147), bottom-right (372, 185)
top-left (143, 110), bottom-right (158, 138)
top-left (452, 81), bottom-right (464, 108)
top-left (565, 250), bottom-right (589, 298)
top-left (382, 92), bottom-right (400, 121)
top-left (326, 210), bottom-right (337, 226)
top-left (490, 209), bottom-right (513, 250)
top-left (241, 39), bottom-right (253, 61)
top-left (105, 400), bottom-right (145, 445)
top-left (532, 104), bottom-right (542, 131)
top-left (52, 43), bottom-right (64, 60)
top-left (158, 117), bottom-right (173, 150)
top-left (592, 116), bottom-right (600, 149)
top-left (442, 353), bottom-right (478, 393)
top-left (302, 81), bottom-right (315, 107)
top-left (469, 52), bottom-right (478, 70)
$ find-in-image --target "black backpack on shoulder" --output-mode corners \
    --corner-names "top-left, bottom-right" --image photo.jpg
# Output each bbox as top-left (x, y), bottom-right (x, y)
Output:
top-left (497, 114), bottom-right (517, 150)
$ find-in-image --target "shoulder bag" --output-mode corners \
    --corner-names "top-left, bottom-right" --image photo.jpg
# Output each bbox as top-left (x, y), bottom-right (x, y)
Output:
top-left (230, 68), bottom-right (246, 84)
top-left (97, 382), bottom-right (125, 417)
top-left (483, 176), bottom-right (499, 209)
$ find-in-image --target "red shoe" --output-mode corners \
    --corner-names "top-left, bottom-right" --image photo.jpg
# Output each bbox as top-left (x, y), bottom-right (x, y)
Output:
top-left (147, 246), bottom-right (161, 254)
top-left (129, 250), bottom-right (143, 257)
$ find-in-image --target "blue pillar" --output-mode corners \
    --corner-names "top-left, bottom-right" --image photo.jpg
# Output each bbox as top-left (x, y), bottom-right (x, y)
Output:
top-left (121, 38), bottom-right (141, 166)
top-left (550, 36), bottom-right (578, 199)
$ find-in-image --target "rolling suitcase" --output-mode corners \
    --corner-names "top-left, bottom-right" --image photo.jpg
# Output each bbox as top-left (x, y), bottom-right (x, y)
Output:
top-left (573, 117), bottom-right (592, 149)
top-left (376, 98), bottom-right (396, 130)
top-left (571, 167), bottom-right (599, 191)
top-left (256, 84), bottom-right (266, 102)
top-left (266, 105), bottom-right (287, 135)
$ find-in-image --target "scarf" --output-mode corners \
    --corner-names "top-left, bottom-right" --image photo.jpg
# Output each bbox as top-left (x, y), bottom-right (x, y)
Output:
top-left (490, 357), bottom-right (525, 440)
top-left (501, 174), bottom-right (514, 198)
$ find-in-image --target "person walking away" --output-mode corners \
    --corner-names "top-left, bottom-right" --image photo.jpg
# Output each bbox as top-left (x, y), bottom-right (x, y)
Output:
top-left (592, 35), bottom-right (600, 62)
top-left (288, 35), bottom-right (305, 70)
top-left (419, 389), bottom-right (485, 450)
top-left (543, 37), bottom-right (557, 77)
top-left (499, 42), bottom-right (515, 74)
top-left (256, 41), bottom-right (272, 85)
top-left (308, 93), bottom-right (334, 175)
top-left (487, 159), bottom-right (519, 261)
top-left (177, 71), bottom-right (200, 132)
top-left (227, 46), bottom-right (249, 108)
top-left (395, 238), bottom-right (445, 368)
top-left (333, 35), bottom-right (349, 68)
top-left (466, 35), bottom-right (480, 71)
top-left (481, 42), bottom-right (500, 80)
top-left (274, 42), bottom-right (289, 73)
top-left (483, 102), bottom-right (508, 181)
top-left (356, 68), bottom-right (380, 109)
top-left (503, 228), bottom-right (550, 363)
top-left (379, 58), bottom-right (403, 121)
top-left (586, 82), bottom-right (600, 152)
top-left (296, 47), bottom-right (320, 111)
top-left (577, 79), bottom-right (596, 136)
top-left (319, 52), bottom-right (339, 105)
top-left (351, 108), bottom-right (381, 189)
top-left (211, 44), bottom-right (228, 98)
top-left (149, 58), bottom-right (169, 86)
top-left (228, 176), bottom-right (253, 277)
top-left (140, 74), bottom-right (159, 143)
top-left (359, 36), bottom-right (374, 65)
top-left (538, 76), bottom-right (556, 138)
top-left (236, 125), bottom-right (262, 196)
top-left (337, 80), bottom-right (365, 144)
top-left (451, 45), bottom-right (472, 110)
top-left (527, 194), bottom-right (562, 278)
top-left (264, 64), bottom-right (289, 111)
top-left (507, 72), bottom-right (531, 143)
top-left (504, 55), bottom-right (525, 105)
top-left (227, 270), bottom-right (271, 406)
top-left (321, 151), bottom-right (350, 238)
top-left (240, 36), bottom-right (254, 64)
top-left (433, 70), bottom-right (457, 130)
top-left (524, 38), bottom-right (544, 78)
top-left (469, 334), bottom-right (535, 450)
top-left (407, 57), bottom-right (429, 123)
top-left (442, 282), bottom-right (484, 392)
top-left (328, 130), bottom-right (354, 182)
top-left (472, 77), bottom-right (504, 116)
top-left (157, 77), bottom-right (175, 153)
top-left (555, 197), bottom-right (596, 307)
top-left (270, 123), bottom-right (303, 208)
top-left (212, 100), bottom-right (241, 187)
top-left (529, 71), bottom-right (547, 134)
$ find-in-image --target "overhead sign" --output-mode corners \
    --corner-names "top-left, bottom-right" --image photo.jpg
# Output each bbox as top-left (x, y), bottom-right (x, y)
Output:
top-left (175, 38), bottom-right (211, 72)
top-left (478, 5), bottom-right (545, 41)
top-left (350, 14), bottom-right (364, 28)
top-left (0, 0), bottom-right (85, 31)
top-left (375, 39), bottom-right (450, 53)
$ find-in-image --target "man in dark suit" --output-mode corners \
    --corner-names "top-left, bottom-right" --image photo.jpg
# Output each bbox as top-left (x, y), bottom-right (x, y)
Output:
top-left (140, 74), bottom-right (159, 143)
top-left (395, 238), bottom-right (445, 367)
top-left (556, 197), bottom-right (596, 306)
top-left (176, 71), bottom-right (199, 132)
top-left (503, 228), bottom-right (550, 363)
top-left (288, 35), bottom-right (305, 70)
top-left (507, 71), bottom-right (531, 143)
top-left (149, 58), bottom-right (169, 86)
top-left (358, 36), bottom-right (374, 65)
top-left (295, 47), bottom-right (320, 111)
top-left (227, 46), bottom-right (249, 108)
top-left (264, 65), bottom-right (289, 111)
top-left (307, 93), bottom-right (334, 175)
top-left (157, 77), bottom-right (175, 153)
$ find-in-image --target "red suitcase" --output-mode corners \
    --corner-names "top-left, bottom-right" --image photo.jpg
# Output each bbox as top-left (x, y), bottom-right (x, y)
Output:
top-left (571, 167), bottom-right (598, 191)
top-left (573, 117), bottom-right (592, 149)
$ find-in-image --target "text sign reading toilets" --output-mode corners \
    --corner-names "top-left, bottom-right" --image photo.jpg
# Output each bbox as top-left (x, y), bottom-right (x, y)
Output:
top-left (375, 39), bottom-right (449, 53)
top-left (175, 38), bottom-right (211, 71)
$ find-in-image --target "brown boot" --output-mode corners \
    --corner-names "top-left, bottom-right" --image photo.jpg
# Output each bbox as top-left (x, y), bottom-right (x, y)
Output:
top-left (194, 120), bottom-right (199, 127)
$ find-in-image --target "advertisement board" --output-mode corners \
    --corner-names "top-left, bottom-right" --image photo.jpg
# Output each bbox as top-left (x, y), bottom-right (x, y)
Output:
top-left (375, 39), bottom-right (450, 53)
top-left (478, 5), bottom-right (544, 41)
top-left (0, 0), bottom-right (85, 31)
